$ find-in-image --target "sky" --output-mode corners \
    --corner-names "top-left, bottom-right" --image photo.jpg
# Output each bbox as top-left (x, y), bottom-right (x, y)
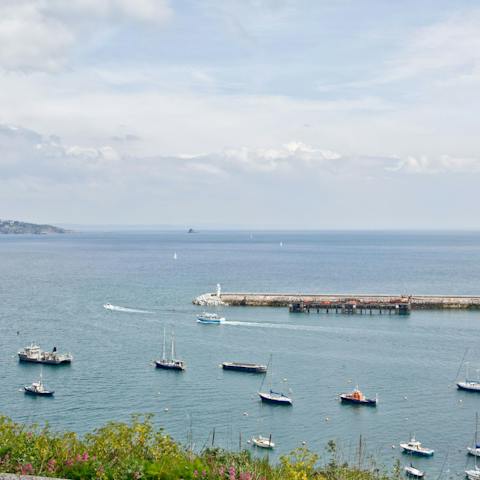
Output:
top-left (1, 0), bottom-right (480, 229)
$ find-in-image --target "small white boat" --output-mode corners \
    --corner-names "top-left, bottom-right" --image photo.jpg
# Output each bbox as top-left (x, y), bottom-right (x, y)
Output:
top-left (252, 435), bottom-right (275, 449)
top-left (197, 312), bottom-right (225, 324)
top-left (400, 437), bottom-right (434, 456)
top-left (405, 465), bottom-right (424, 478)
top-left (466, 467), bottom-right (480, 480)
top-left (103, 303), bottom-right (114, 310)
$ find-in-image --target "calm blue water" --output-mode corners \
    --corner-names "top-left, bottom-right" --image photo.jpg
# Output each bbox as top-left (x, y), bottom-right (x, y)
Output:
top-left (1, 231), bottom-right (480, 476)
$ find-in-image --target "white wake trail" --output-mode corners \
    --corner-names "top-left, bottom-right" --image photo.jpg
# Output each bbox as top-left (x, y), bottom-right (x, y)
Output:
top-left (103, 304), bottom-right (154, 314)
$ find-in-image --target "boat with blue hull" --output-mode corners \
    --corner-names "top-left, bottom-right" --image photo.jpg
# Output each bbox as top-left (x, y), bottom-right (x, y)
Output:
top-left (197, 312), bottom-right (225, 324)
top-left (257, 355), bottom-right (292, 405)
top-left (24, 372), bottom-right (54, 397)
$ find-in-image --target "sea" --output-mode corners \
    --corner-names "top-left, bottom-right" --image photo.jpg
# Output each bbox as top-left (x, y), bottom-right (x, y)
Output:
top-left (1, 230), bottom-right (480, 476)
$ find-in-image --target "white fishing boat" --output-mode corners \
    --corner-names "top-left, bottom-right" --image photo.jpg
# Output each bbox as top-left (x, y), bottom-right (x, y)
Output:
top-left (457, 362), bottom-right (480, 392)
top-left (404, 464), bottom-right (424, 478)
top-left (18, 343), bottom-right (72, 365)
top-left (400, 437), bottom-right (434, 456)
top-left (258, 355), bottom-right (292, 406)
top-left (24, 371), bottom-right (54, 397)
top-left (252, 435), bottom-right (275, 449)
top-left (155, 327), bottom-right (185, 371)
top-left (196, 312), bottom-right (225, 324)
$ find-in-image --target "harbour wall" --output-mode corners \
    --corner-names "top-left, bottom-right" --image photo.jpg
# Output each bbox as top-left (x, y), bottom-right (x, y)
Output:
top-left (193, 292), bottom-right (480, 309)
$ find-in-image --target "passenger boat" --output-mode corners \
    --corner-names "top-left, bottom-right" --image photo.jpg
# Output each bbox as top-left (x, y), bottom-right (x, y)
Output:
top-left (18, 343), bottom-right (72, 365)
top-left (404, 464), bottom-right (424, 478)
top-left (252, 435), bottom-right (275, 449)
top-left (340, 386), bottom-right (377, 406)
top-left (155, 328), bottom-right (185, 371)
top-left (257, 355), bottom-right (292, 405)
top-left (400, 437), bottom-right (434, 456)
top-left (222, 362), bottom-right (267, 373)
top-left (457, 362), bottom-right (480, 392)
top-left (24, 373), bottom-right (54, 397)
top-left (196, 312), bottom-right (225, 324)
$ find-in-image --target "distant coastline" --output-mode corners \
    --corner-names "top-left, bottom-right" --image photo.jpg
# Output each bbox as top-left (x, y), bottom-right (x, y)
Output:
top-left (0, 219), bottom-right (69, 235)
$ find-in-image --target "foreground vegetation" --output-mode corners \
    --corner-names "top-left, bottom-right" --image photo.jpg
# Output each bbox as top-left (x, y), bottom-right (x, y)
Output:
top-left (0, 414), bottom-right (400, 480)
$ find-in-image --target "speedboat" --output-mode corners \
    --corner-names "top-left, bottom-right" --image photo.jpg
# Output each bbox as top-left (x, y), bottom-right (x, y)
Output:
top-left (18, 343), bottom-right (72, 365)
top-left (252, 435), bottom-right (275, 449)
top-left (400, 437), bottom-right (434, 456)
top-left (222, 362), bottom-right (267, 373)
top-left (404, 464), bottom-right (424, 478)
top-left (196, 312), bottom-right (225, 324)
top-left (103, 303), bottom-right (114, 310)
top-left (24, 378), bottom-right (54, 397)
top-left (258, 390), bottom-right (292, 405)
top-left (340, 387), bottom-right (377, 406)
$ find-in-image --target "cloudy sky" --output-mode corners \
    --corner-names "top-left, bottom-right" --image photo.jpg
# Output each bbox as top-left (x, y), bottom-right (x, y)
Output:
top-left (1, 0), bottom-right (480, 229)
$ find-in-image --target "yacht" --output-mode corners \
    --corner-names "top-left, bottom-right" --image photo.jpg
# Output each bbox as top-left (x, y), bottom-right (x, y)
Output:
top-left (466, 467), bottom-right (480, 480)
top-left (252, 435), bottom-right (275, 449)
top-left (18, 343), bottom-right (72, 365)
top-left (258, 355), bottom-right (292, 405)
top-left (340, 386), bottom-right (377, 406)
top-left (155, 328), bottom-right (185, 371)
top-left (400, 437), bottom-right (434, 456)
top-left (197, 312), bottom-right (225, 324)
top-left (457, 362), bottom-right (480, 392)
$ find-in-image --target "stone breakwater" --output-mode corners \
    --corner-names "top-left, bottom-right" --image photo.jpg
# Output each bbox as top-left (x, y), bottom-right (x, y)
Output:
top-left (193, 292), bottom-right (480, 309)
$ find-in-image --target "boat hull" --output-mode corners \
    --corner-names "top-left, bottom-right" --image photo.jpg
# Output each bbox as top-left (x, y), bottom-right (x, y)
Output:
top-left (155, 361), bottom-right (185, 371)
top-left (468, 447), bottom-right (480, 457)
top-left (24, 387), bottom-right (54, 396)
top-left (258, 392), bottom-right (292, 405)
top-left (18, 355), bottom-right (71, 365)
top-left (404, 467), bottom-right (424, 478)
top-left (400, 446), bottom-right (434, 457)
top-left (222, 363), bottom-right (267, 373)
top-left (340, 395), bottom-right (376, 406)
top-left (457, 382), bottom-right (480, 392)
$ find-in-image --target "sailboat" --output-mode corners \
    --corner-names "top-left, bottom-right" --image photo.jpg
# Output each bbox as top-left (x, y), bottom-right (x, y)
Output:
top-left (468, 413), bottom-right (480, 457)
top-left (252, 434), bottom-right (275, 449)
top-left (466, 424), bottom-right (480, 480)
top-left (155, 328), bottom-right (185, 371)
top-left (457, 362), bottom-right (480, 392)
top-left (257, 355), bottom-right (292, 405)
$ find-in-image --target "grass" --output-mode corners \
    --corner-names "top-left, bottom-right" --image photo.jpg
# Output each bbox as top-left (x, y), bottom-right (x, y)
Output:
top-left (0, 414), bottom-right (401, 480)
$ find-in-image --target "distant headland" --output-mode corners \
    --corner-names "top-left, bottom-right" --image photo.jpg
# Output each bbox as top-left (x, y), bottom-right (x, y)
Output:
top-left (0, 219), bottom-right (69, 234)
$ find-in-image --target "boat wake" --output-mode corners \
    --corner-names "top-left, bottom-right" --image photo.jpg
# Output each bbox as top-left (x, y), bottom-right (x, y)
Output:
top-left (223, 320), bottom-right (326, 333)
top-left (103, 304), bottom-right (154, 314)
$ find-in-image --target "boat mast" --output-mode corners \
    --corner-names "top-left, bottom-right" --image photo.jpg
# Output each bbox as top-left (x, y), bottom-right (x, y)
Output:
top-left (162, 327), bottom-right (166, 361)
top-left (171, 330), bottom-right (175, 360)
top-left (259, 354), bottom-right (272, 392)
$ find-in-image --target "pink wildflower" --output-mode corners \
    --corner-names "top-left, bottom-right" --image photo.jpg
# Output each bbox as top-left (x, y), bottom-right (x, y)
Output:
top-left (229, 466), bottom-right (236, 480)
top-left (47, 458), bottom-right (57, 472)
top-left (219, 466), bottom-right (225, 476)
top-left (20, 463), bottom-right (34, 475)
top-left (202, 470), bottom-right (207, 478)
top-left (65, 458), bottom-right (74, 467)
top-left (81, 452), bottom-right (89, 462)
top-left (194, 470), bottom-right (199, 477)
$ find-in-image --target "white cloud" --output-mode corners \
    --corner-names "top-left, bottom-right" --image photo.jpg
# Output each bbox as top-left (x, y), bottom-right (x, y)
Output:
top-left (0, 0), bottom-right (172, 72)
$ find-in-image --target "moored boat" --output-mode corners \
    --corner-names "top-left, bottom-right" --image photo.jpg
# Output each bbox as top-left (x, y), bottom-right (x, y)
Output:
top-left (18, 343), bottom-right (72, 365)
top-left (222, 362), bottom-right (267, 373)
top-left (252, 435), bottom-right (275, 449)
top-left (155, 328), bottom-right (185, 371)
top-left (400, 437), bottom-right (434, 456)
top-left (340, 386), bottom-right (377, 406)
top-left (457, 362), bottom-right (480, 392)
top-left (24, 373), bottom-right (54, 397)
top-left (404, 464), bottom-right (424, 478)
top-left (197, 312), bottom-right (225, 324)
top-left (258, 390), bottom-right (293, 405)
top-left (466, 467), bottom-right (480, 480)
